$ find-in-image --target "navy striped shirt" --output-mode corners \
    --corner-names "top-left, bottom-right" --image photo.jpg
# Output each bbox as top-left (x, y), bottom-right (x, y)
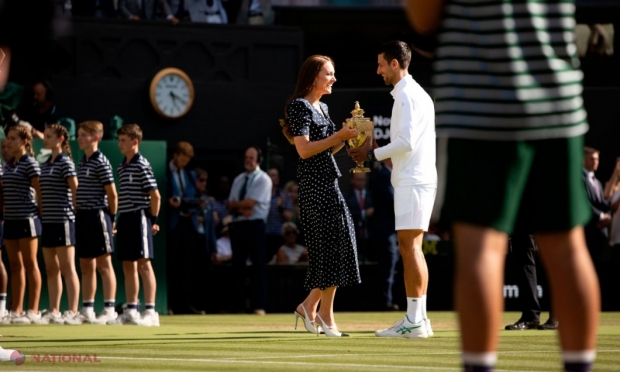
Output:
top-left (40, 153), bottom-right (77, 223)
top-left (2, 154), bottom-right (40, 220)
top-left (118, 153), bottom-right (158, 213)
top-left (76, 151), bottom-right (115, 210)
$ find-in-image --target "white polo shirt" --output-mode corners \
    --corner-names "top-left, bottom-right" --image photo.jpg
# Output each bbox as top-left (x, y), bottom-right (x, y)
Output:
top-left (374, 75), bottom-right (437, 187)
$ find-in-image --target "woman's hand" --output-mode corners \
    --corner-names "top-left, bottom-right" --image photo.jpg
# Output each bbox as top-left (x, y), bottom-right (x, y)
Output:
top-left (337, 125), bottom-right (358, 141)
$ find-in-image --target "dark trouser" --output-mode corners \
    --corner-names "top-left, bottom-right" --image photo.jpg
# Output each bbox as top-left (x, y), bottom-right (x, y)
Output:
top-left (169, 216), bottom-right (208, 314)
top-left (510, 233), bottom-right (541, 322)
top-left (230, 219), bottom-right (267, 312)
top-left (375, 232), bottom-right (399, 306)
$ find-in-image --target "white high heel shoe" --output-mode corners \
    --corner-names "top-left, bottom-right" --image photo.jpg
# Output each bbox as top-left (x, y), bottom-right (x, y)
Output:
top-left (315, 314), bottom-right (349, 337)
top-left (294, 304), bottom-right (323, 334)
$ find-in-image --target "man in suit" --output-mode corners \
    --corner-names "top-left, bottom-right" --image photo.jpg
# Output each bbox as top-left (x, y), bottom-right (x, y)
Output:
top-left (344, 173), bottom-right (374, 263)
top-left (369, 160), bottom-right (400, 311)
top-left (582, 147), bottom-right (611, 280)
top-left (119, 0), bottom-right (179, 24)
top-left (166, 141), bottom-right (200, 314)
top-left (504, 232), bottom-right (557, 331)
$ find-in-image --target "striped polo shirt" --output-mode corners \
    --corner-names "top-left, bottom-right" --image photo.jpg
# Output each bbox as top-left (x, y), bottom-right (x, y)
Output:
top-left (0, 163), bottom-right (3, 219)
top-left (433, 0), bottom-right (588, 141)
top-left (2, 154), bottom-right (40, 220)
top-left (76, 150), bottom-right (115, 210)
top-left (40, 153), bottom-right (77, 223)
top-left (118, 153), bottom-right (158, 213)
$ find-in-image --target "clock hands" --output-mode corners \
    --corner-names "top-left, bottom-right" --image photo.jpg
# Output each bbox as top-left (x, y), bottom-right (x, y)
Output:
top-left (169, 91), bottom-right (188, 105)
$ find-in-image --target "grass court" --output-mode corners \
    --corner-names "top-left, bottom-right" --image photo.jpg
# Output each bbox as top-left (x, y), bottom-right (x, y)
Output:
top-left (1, 311), bottom-right (619, 371)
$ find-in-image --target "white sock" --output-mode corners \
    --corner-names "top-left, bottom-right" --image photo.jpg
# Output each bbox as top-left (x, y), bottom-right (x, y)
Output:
top-left (462, 352), bottom-right (497, 367)
top-left (104, 299), bottom-right (115, 313)
top-left (562, 350), bottom-right (596, 363)
top-left (0, 293), bottom-right (6, 312)
top-left (406, 297), bottom-right (423, 323)
top-left (421, 295), bottom-right (428, 320)
top-left (126, 303), bottom-right (139, 315)
top-left (82, 301), bottom-right (95, 315)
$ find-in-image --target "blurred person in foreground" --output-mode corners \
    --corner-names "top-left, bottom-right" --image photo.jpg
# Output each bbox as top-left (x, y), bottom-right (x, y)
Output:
top-left (407, 1), bottom-right (599, 371)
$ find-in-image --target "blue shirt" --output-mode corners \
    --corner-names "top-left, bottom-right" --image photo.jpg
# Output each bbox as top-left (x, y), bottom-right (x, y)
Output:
top-left (266, 188), bottom-right (293, 235)
top-left (76, 150), bottom-right (115, 210)
top-left (3, 154), bottom-right (40, 220)
top-left (40, 153), bottom-right (77, 223)
top-left (118, 153), bottom-right (158, 213)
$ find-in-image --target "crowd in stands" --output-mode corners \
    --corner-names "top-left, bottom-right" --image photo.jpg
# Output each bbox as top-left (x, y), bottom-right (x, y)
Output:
top-left (56, 0), bottom-right (273, 25)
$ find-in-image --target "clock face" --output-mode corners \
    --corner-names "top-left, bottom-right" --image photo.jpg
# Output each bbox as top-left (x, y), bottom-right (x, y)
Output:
top-left (150, 68), bottom-right (194, 119)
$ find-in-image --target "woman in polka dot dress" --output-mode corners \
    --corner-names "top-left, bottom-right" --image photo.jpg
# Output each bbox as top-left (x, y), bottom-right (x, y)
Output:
top-left (282, 55), bottom-right (361, 337)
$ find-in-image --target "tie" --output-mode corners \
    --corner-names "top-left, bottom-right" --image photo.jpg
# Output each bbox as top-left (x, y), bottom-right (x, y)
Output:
top-left (177, 170), bottom-right (186, 197)
top-left (591, 175), bottom-right (602, 202)
top-left (238, 174), bottom-right (249, 201)
top-left (358, 190), bottom-right (365, 210)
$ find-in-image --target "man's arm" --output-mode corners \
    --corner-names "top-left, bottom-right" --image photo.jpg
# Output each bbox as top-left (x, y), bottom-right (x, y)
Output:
top-left (149, 189), bottom-right (161, 234)
top-left (118, 0), bottom-right (138, 19)
top-left (374, 98), bottom-right (417, 161)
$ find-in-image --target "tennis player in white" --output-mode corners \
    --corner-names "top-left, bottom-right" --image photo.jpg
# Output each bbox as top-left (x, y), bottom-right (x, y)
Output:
top-left (349, 40), bottom-right (437, 338)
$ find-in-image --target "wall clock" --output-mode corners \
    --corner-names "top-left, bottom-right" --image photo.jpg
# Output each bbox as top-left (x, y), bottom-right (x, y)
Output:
top-left (149, 67), bottom-right (195, 119)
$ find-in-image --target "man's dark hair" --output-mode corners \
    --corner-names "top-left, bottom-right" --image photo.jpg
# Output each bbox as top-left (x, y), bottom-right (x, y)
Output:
top-left (378, 40), bottom-right (412, 70)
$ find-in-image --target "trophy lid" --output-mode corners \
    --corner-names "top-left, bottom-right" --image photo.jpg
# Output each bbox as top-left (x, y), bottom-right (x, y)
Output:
top-left (351, 101), bottom-right (366, 119)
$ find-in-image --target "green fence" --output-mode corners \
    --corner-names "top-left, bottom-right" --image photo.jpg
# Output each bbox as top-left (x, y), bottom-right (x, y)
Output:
top-left (7, 139), bottom-right (169, 314)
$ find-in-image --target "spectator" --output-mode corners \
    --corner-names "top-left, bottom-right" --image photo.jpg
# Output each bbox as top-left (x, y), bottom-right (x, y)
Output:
top-left (118, 0), bottom-right (179, 24)
top-left (283, 180), bottom-right (301, 229)
top-left (71, 0), bottom-right (117, 18)
top-left (344, 173), bottom-right (374, 262)
top-left (226, 146), bottom-right (271, 315)
top-left (17, 80), bottom-right (62, 139)
top-left (369, 160), bottom-right (400, 311)
top-left (168, 0), bottom-right (228, 24)
top-left (214, 215), bottom-right (232, 264)
top-left (265, 167), bottom-right (293, 259)
top-left (166, 141), bottom-right (201, 314)
top-left (606, 157), bottom-right (620, 311)
top-left (212, 174), bottom-right (230, 234)
top-left (275, 222), bottom-right (307, 264)
top-left (582, 147), bottom-right (611, 281)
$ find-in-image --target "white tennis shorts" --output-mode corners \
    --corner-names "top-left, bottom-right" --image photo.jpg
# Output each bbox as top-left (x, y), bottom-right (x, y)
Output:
top-left (394, 185), bottom-right (437, 231)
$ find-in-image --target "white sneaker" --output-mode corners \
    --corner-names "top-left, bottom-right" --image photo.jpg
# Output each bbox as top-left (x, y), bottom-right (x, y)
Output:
top-left (425, 319), bottom-right (434, 336)
top-left (92, 309), bottom-right (118, 325)
top-left (41, 310), bottom-right (65, 325)
top-left (107, 311), bottom-right (140, 325)
top-left (11, 310), bottom-right (44, 325)
top-left (63, 310), bottom-right (83, 325)
top-left (136, 310), bottom-right (160, 327)
top-left (375, 316), bottom-right (428, 338)
top-left (0, 310), bottom-right (14, 325)
top-left (0, 346), bottom-right (19, 362)
top-left (79, 308), bottom-right (98, 324)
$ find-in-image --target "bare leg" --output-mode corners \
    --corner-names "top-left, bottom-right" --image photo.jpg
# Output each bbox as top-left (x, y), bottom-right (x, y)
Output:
top-left (57, 246), bottom-right (80, 312)
top-left (453, 222), bottom-right (507, 353)
top-left (4, 240), bottom-right (25, 313)
top-left (397, 229), bottom-right (427, 297)
top-left (21, 238), bottom-right (41, 312)
top-left (0, 46), bottom-right (10, 90)
top-left (123, 261), bottom-right (139, 303)
top-left (0, 253), bottom-right (7, 293)
top-left (297, 288), bottom-right (321, 320)
top-left (535, 227), bottom-right (599, 351)
top-left (42, 248), bottom-right (62, 314)
top-left (137, 259), bottom-right (156, 304)
top-left (316, 286), bottom-right (337, 327)
top-left (96, 254), bottom-right (117, 301)
top-left (80, 258), bottom-right (97, 301)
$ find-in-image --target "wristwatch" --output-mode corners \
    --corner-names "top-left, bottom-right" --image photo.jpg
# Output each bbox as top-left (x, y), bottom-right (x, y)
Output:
top-left (367, 149), bottom-right (375, 161)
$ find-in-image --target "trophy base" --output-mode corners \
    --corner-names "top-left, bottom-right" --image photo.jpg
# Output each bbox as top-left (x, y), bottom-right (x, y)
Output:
top-left (350, 167), bottom-right (371, 173)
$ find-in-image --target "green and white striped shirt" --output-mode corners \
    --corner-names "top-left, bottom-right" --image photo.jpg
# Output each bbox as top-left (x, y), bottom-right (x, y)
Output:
top-left (434, 0), bottom-right (589, 141)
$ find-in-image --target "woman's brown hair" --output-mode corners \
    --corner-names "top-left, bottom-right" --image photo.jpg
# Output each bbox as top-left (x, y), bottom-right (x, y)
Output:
top-left (280, 55), bottom-right (334, 144)
top-left (8, 125), bottom-right (34, 157)
top-left (46, 123), bottom-right (73, 160)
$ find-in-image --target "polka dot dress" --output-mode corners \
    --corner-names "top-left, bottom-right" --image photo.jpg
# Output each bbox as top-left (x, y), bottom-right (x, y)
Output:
top-left (287, 98), bottom-right (361, 290)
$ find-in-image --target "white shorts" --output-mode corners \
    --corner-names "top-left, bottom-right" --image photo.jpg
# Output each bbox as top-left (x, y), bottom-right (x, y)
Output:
top-left (394, 185), bottom-right (437, 231)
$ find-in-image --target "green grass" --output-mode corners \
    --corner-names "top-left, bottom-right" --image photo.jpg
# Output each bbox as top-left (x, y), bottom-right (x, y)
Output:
top-left (1, 312), bottom-right (619, 371)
